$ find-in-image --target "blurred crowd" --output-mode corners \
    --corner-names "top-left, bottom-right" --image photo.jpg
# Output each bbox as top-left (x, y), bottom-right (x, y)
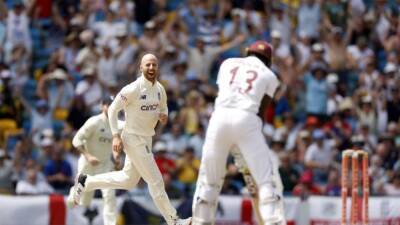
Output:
top-left (0, 0), bottom-right (400, 200)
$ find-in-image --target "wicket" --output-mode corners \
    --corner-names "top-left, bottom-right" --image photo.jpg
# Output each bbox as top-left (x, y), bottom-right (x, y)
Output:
top-left (341, 150), bottom-right (369, 225)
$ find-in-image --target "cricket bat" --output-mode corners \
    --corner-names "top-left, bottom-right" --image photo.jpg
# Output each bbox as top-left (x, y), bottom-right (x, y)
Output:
top-left (232, 149), bottom-right (264, 225)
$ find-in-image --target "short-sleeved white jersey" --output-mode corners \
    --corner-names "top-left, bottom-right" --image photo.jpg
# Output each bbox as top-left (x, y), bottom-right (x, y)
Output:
top-left (215, 56), bottom-right (280, 113)
top-left (108, 75), bottom-right (168, 137)
top-left (72, 113), bottom-right (112, 162)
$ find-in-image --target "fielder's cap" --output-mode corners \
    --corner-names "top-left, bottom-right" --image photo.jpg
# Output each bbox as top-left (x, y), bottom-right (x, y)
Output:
top-left (49, 69), bottom-right (68, 80)
top-left (246, 40), bottom-right (272, 60)
top-left (101, 96), bottom-right (114, 105)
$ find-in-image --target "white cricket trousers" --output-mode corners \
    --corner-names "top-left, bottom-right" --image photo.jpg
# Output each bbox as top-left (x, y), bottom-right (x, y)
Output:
top-left (193, 107), bottom-right (284, 225)
top-left (68, 157), bottom-right (116, 225)
top-left (84, 132), bottom-right (179, 225)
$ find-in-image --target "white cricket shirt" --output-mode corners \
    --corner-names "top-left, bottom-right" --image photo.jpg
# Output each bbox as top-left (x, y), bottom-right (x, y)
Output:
top-left (72, 113), bottom-right (113, 162)
top-left (215, 56), bottom-right (280, 113)
top-left (108, 75), bottom-right (168, 137)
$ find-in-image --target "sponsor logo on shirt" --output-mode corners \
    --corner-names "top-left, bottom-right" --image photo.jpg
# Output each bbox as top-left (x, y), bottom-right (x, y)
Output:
top-left (141, 104), bottom-right (159, 111)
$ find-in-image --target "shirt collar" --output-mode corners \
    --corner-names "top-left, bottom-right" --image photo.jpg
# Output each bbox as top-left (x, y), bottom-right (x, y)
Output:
top-left (140, 74), bottom-right (156, 88)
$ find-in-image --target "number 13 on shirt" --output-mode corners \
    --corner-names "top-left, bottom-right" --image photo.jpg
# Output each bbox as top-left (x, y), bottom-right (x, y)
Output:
top-left (229, 66), bottom-right (258, 94)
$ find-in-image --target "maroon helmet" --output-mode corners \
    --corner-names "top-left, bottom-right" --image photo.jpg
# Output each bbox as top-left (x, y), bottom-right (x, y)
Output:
top-left (246, 40), bottom-right (273, 60)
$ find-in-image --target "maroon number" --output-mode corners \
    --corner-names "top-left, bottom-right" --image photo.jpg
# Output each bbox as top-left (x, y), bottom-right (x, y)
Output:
top-left (243, 70), bottom-right (258, 93)
top-left (229, 66), bottom-right (258, 93)
top-left (229, 66), bottom-right (239, 85)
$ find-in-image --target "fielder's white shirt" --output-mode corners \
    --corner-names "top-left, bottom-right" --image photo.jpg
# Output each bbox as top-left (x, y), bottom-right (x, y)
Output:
top-left (215, 56), bottom-right (280, 113)
top-left (72, 113), bottom-right (113, 162)
top-left (109, 75), bottom-right (168, 137)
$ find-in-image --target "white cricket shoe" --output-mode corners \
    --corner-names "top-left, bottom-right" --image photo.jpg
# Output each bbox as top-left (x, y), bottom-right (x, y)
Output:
top-left (175, 217), bottom-right (192, 225)
top-left (72, 174), bottom-right (87, 205)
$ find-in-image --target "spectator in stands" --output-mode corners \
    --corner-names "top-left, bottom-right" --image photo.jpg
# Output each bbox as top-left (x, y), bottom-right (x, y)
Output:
top-left (75, 30), bottom-right (98, 72)
top-left (75, 66), bottom-right (102, 114)
top-left (43, 148), bottom-right (73, 194)
top-left (16, 168), bottom-right (54, 195)
top-left (66, 95), bottom-right (90, 130)
top-left (162, 124), bottom-right (188, 156)
top-left (91, 10), bottom-right (124, 45)
top-left (153, 141), bottom-right (176, 177)
top-left (292, 170), bottom-right (322, 199)
top-left (5, 1), bottom-right (31, 61)
top-left (18, 93), bottom-right (54, 146)
top-left (0, 149), bottom-right (13, 194)
top-left (305, 129), bottom-right (335, 183)
top-left (179, 90), bottom-right (203, 135)
top-left (297, 0), bottom-right (321, 40)
top-left (178, 34), bottom-right (245, 81)
top-left (97, 42), bottom-right (117, 96)
top-left (269, 3), bottom-right (291, 44)
top-left (325, 169), bottom-right (341, 196)
top-left (271, 30), bottom-right (290, 62)
top-left (0, 69), bottom-right (19, 120)
top-left (138, 20), bottom-right (163, 56)
top-left (188, 124), bottom-right (205, 158)
top-left (383, 172), bottom-right (400, 196)
top-left (387, 87), bottom-right (400, 123)
top-left (303, 62), bottom-right (329, 120)
top-left (279, 152), bottom-right (300, 194)
top-left (163, 173), bottom-right (182, 199)
top-left (114, 26), bottom-right (137, 87)
top-left (175, 147), bottom-right (200, 195)
top-left (36, 69), bottom-right (74, 118)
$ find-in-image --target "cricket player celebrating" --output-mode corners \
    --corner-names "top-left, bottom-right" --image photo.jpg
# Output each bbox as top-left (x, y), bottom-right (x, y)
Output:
top-left (192, 41), bottom-right (286, 225)
top-left (67, 97), bottom-right (117, 225)
top-left (72, 54), bottom-right (191, 225)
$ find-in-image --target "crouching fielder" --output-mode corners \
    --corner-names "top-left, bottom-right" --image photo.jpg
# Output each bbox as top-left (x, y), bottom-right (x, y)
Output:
top-left (192, 41), bottom-right (286, 225)
top-left (67, 97), bottom-right (117, 225)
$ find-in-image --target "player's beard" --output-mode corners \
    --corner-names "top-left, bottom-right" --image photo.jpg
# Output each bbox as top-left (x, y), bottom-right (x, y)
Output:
top-left (144, 70), bottom-right (157, 83)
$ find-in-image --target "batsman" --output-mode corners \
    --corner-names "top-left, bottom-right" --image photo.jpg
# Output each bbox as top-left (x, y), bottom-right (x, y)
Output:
top-left (192, 40), bottom-right (286, 225)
